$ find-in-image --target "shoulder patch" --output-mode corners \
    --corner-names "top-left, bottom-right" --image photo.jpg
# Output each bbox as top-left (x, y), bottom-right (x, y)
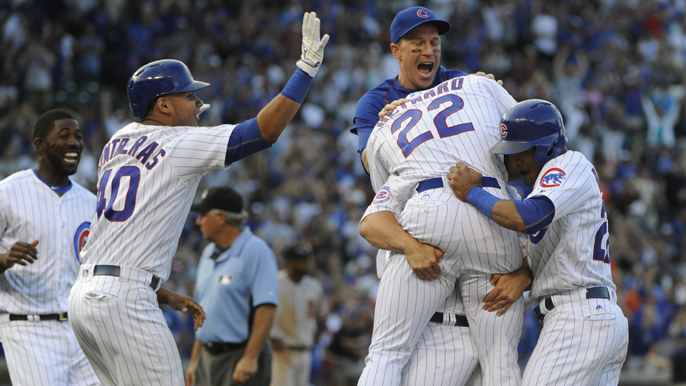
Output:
top-left (373, 185), bottom-right (393, 204)
top-left (539, 168), bottom-right (567, 188)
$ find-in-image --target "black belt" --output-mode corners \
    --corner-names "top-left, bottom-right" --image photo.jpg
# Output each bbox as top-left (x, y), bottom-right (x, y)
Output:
top-left (417, 176), bottom-right (500, 193)
top-left (429, 312), bottom-right (469, 327)
top-left (93, 265), bottom-right (161, 290)
top-left (9, 313), bottom-right (68, 322)
top-left (203, 341), bottom-right (247, 355)
top-left (534, 286), bottom-right (610, 323)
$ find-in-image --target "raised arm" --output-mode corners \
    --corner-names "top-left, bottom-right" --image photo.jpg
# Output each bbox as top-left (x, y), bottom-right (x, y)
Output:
top-left (256, 12), bottom-right (329, 144)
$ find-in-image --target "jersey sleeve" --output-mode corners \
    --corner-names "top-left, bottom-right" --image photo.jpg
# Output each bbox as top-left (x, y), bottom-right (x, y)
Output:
top-left (167, 125), bottom-right (234, 182)
top-left (247, 241), bottom-right (279, 307)
top-left (529, 161), bottom-right (597, 222)
top-left (361, 174), bottom-right (414, 223)
top-left (352, 91), bottom-right (390, 153)
top-left (0, 188), bottom-right (6, 242)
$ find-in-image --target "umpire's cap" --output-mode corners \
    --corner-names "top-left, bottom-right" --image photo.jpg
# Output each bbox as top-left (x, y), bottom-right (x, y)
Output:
top-left (127, 59), bottom-right (209, 119)
top-left (191, 187), bottom-right (244, 216)
top-left (391, 7), bottom-right (451, 44)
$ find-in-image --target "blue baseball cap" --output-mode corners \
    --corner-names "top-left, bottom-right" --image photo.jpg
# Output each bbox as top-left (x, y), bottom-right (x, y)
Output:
top-left (390, 7), bottom-right (451, 44)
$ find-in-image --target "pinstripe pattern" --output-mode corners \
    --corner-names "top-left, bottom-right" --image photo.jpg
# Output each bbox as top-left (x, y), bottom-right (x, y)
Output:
top-left (521, 151), bottom-right (628, 385)
top-left (69, 266), bottom-right (183, 386)
top-left (69, 122), bottom-right (233, 385)
top-left (527, 151), bottom-right (616, 301)
top-left (359, 76), bottom-right (524, 386)
top-left (82, 122), bottom-right (232, 281)
top-left (0, 169), bottom-right (100, 385)
top-left (401, 286), bottom-right (481, 386)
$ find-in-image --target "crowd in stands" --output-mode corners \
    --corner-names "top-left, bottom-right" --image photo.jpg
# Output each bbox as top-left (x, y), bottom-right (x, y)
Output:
top-left (2, 0), bottom-right (686, 383)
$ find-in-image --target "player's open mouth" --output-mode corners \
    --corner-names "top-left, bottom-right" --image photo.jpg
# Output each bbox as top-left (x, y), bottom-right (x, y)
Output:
top-left (64, 152), bottom-right (79, 164)
top-left (418, 62), bottom-right (434, 75)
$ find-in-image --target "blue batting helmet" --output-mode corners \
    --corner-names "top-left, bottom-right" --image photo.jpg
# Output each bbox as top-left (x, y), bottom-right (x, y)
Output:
top-left (127, 59), bottom-right (209, 119)
top-left (490, 99), bottom-right (567, 165)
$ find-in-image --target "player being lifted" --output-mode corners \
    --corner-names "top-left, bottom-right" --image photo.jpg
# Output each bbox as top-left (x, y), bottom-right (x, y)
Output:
top-left (358, 75), bottom-right (531, 386)
top-left (68, 12), bottom-right (328, 386)
top-left (448, 99), bottom-right (629, 385)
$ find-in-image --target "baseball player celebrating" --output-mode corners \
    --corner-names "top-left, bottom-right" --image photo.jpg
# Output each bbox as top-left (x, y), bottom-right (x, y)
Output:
top-left (357, 75), bottom-right (530, 386)
top-left (0, 109), bottom-right (101, 385)
top-left (448, 99), bottom-right (629, 385)
top-left (68, 12), bottom-right (329, 386)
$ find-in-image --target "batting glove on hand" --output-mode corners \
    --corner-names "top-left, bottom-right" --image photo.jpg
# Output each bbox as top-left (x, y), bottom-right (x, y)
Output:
top-left (297, 12), bottom-right (330, 78)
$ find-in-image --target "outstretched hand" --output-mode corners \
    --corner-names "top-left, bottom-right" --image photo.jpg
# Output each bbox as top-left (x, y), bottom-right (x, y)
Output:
top-left (297, 12), bottom-right (330, 78)
top-left (159, 289), bottom-right (207, 331)
top-left (447, 163), bottom-right (483, 201)
top-left (0, 240), bottom-right (39, 271)
top-left (473, 71), bottom-right (504, 86)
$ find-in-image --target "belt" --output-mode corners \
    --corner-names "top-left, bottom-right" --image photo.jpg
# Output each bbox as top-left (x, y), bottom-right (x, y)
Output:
top-left (417, 176), bottom-right (500, 193)
top-left (93, 265), bottom-right (161, 290)
top-left (9, 313), bottom-right (68, 322)
top-left (203, 341), bottom-right (247, 355)
top-left (533, 286), bottom-right (610, 323)
top-left (429, 312), bottom-right (469, 327)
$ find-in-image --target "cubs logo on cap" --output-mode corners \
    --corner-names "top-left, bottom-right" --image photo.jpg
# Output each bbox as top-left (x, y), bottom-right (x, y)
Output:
top-left (373, 186), bottom-right (393, 204)
top-left (500, 124), bottom-right (508, 137)
top-left (540, 168), bottom-right (567, 188)
top-left (390, 7), bottom-right (451, 44)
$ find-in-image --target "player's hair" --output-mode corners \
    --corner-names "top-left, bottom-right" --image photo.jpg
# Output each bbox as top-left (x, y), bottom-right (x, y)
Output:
top-left (210, 209), bottom-right (249, 228)
top-left (33, 109), bottom-right (76, 140)
top-left (283, 245), bottom-right (312, 261)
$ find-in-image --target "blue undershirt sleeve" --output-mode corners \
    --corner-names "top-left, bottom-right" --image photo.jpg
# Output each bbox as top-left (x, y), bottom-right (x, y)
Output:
top-left (224, 118), bottom-right (270, 165)
top-left (514, 196), bottom-right (556, 234)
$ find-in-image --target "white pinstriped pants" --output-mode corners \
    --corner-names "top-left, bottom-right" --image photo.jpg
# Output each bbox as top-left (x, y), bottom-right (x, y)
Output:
top-left (68, 265), bottom-right (183, 386)
top-left (523, 288), bottom-right (628, 385)
top-left (0, 314), bottom-right (101, 386)
top-left (358, 183), bottom-right (523, 386)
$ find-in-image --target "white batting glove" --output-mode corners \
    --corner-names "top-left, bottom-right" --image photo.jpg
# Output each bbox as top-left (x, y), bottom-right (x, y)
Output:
top-left (296, 12), bottom-right (330, 78)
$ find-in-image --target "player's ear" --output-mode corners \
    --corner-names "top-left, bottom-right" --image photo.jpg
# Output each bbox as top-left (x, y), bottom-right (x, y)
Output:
top-left (34, 137), bottom-right (46, 155)
top-left (390, 43), bottom-right (401, 59)
top-left (156, 96), bottom-right (171, 114)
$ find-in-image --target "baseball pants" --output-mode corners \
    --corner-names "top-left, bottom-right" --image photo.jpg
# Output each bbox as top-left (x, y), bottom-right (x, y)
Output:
top-left (68, 265), bottom-right (183, 386)
top-left (358, 181), bottom-right (523, 386)
top-left (272, 348), bottom-right (311, 386)
top-left (0, 315), bottom-right (101, 385)
top-left (522, 287), bottom-right (629, 386)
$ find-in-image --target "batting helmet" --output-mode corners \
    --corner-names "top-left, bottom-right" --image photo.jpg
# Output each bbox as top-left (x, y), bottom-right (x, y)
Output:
top-left (127, 59), bottom-right (209, 119)
top-left (490, 99), bottom-right (567, 166)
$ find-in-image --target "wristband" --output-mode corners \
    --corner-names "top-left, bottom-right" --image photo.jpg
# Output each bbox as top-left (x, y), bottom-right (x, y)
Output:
top-left (281, 68), bottom-right (313, 104)
top-left (465, 186), bottom-right (500, 220)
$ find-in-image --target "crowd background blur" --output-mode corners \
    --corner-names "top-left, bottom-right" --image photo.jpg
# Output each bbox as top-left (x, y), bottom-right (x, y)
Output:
top-left (1, 0), bottom-right (686, 384)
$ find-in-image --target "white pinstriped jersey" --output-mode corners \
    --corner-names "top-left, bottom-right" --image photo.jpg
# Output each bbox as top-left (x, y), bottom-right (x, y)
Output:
top-left (0, 169), bottom-right (96, 314)
top-left (366, 75), bottom-right (516, 201)
top-left (526, 150), bottom-right (616, 302)
top-left (271, 271), bottom-right (324, 348)
top-left (81, 122), bottom-right (232, 281)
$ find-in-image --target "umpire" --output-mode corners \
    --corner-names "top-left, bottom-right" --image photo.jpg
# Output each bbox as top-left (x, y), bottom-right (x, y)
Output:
top-left (185, 187), bottom-right (278, 386)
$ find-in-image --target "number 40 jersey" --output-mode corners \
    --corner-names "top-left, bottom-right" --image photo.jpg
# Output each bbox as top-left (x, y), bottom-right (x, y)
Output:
top-left (81, 122), bottom-right (233, 281)
top-left (366, 75), bottom-right (517, 202)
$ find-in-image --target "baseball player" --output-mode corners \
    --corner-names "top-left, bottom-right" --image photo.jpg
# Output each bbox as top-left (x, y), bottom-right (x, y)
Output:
top-left (270, 245), bottom-right (326, 386)
top-left (0, 109), bottom-right (101, 385)
top-left (357, 75), bottom-right (530, 386)
top-left (448, 99), bottom-right (629, 385)
top-left (68, 12), bottom-right (329, 386)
